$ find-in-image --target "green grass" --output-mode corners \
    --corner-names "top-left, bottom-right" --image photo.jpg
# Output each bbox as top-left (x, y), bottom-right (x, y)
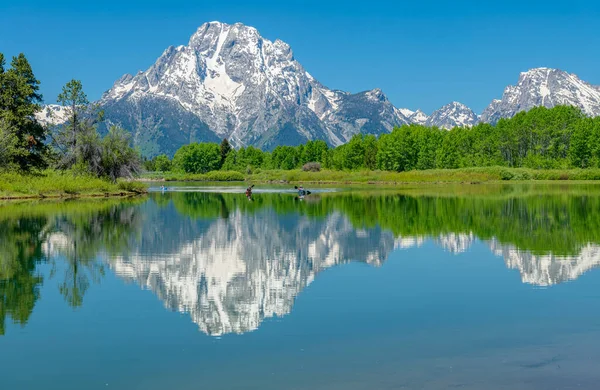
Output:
top-left (140, 170), bottom-right (245, 182)
top-left (0, 170), bottom-right (148, 199)
top-left (248, 167), bottom-right (600, 184)
top-left (141, 166), bottom-right (600, 185)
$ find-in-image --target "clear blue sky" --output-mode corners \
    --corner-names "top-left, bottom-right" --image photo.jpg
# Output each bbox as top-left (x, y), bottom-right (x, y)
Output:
top-left (1, 0), bottom-right (599, 114)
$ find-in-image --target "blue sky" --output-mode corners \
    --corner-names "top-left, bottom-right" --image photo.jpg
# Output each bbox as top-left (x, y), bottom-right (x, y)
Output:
top-left (1, 0), bottom-right (599, 113)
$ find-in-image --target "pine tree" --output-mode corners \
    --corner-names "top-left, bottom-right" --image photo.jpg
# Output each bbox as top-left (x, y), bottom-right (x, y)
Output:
top-left (57, 79), bottom-right (89, 151)
top-left (220, 138), bottom-right (232, 167)
top-left (0, 53), bottom-right (47, 170)
top-left (52, 80), bottom-right (103, 168)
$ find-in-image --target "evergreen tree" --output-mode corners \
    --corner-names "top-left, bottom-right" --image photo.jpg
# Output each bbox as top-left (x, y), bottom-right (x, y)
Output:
top-left (52, 80), bottom-right (103, 168)
top-left (219, 138), bottom-right (232, 167)
top-left (0, 53), bottom-right (47, 170)
top-left (0, 119), bottom-right (19, 170)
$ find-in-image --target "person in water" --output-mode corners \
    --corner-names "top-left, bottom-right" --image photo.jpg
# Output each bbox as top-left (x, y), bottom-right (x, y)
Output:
top-left (245, 185), bottom-right (254, 201)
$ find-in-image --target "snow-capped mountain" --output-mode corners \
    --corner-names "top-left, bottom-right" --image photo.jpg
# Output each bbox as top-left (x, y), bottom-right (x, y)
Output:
top-left (480, 67), bottom-right (600, 123)
top-left (35, 104), bottom-right (70, 127)
top-left (34, 22), bottom-right (600, 156)
top-left (98, 21), bottom-right (412, 156)
top-left (398, 108), bottom-right (428, 125)
top-left (425, 102), bottom-right (479, 129)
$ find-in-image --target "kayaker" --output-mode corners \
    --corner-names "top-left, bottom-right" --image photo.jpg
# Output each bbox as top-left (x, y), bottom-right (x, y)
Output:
top-left (245, 185), bottom-right (254, 200)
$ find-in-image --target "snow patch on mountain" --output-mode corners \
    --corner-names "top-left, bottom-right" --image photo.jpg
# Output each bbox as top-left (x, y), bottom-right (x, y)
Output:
top-left (425, 102), bottom-right (479, 129)
top-left (98, 21), bottom-right (412, 155)
top-left (34, 104), bottom-right (69, 126)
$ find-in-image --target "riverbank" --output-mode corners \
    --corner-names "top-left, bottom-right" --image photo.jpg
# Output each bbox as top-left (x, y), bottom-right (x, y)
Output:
top-left (0, 171), bottom-right (147, 200)
top-left (140, 167), bottom-right (600, 184)
top-left (141, 170), bottom-right (245, 182)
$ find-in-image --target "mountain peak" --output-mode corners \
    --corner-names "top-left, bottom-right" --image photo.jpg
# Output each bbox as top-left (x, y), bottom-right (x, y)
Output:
top-left (425, 101), bottom-right (478, 129)
top-left (481, 67), bottom-right (600, 123)
top-left (82, 24), bottom-right (600, 156)
top-left (521, 67), bottom-right (553, 75)
top-left (448, 101), bottom-right (469, 108)
top-left (98, 21), bottom-right (403, 156)
top-left (365, 88), bottom-right (387, 102)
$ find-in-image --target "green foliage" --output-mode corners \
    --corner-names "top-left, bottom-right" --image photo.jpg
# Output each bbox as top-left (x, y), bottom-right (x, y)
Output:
top-left (219, 138), bottom-right (232, 167)
top-left (100, 126), bottom-right (142, 182)
top-left (173, 142), bottom-right (221, 174)
top-left (271, 145), bottom-right (301, 170)
top-left (117, 180), bottom-right (147, 193)
top-left (0, 119), bottom-right (19, 170)
top-left (51, 79), bottom-right (103, 169)
top-left (0, 170), bottom-right (147, 198)
top-left (300, 140), bottom-right (328, 165)
top-left (142, 170), bottom-right (244, 181)
top-left (143, 154), bottom-right (172, 172)
top-left (0, 52), bottom-right (47, 171)
top-left (50, 81), bottom-right (140, 181)
top-left (371, 106), bottom-right (598, 172)
top-left (154, 154), bottom-right (172, 172)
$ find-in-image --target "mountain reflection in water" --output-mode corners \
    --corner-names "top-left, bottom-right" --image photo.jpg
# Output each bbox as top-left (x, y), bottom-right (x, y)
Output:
top-left (2, 186), bottom-right (600, 336)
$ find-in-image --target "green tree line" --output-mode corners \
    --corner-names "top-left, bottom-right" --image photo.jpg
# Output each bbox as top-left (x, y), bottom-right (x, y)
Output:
top-left (151, 105), bottom-right (600, 174)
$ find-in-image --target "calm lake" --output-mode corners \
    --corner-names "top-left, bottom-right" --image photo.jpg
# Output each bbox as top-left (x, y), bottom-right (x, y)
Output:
top-left (2, 183), bottom-right (600, 389)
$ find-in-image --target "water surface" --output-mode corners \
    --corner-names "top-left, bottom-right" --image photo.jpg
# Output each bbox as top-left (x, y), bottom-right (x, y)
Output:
top-left (2, 184), bottom-right (600, 389)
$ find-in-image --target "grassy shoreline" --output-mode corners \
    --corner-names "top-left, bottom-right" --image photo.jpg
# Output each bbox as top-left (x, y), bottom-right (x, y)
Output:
top-left (0, 171), bottom-right (147, 200)
top-left (6, 166), bottom-right (600, 201)
top-left (140, 167), bottom-right (600, 184)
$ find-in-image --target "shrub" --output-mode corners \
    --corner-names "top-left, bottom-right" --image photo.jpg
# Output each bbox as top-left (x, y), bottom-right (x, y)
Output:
top-left (205, 170), bottom-right (245, 181)
top-left (117, 180), bottom-right (148, 193)
top-left (302, 162), bottom-right (321, 172)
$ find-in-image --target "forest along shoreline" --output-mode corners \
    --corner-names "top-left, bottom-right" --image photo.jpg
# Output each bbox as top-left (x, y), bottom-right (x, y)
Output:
top-left (139, 106), bottom-right (600, 184)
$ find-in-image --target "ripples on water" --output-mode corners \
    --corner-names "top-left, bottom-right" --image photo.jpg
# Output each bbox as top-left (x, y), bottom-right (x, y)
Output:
top-left (2, 184), bottom-right (600, 389)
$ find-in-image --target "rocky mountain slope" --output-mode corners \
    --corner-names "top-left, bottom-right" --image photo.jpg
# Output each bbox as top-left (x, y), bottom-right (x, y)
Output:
top-left (35, 22), bottom-right (600, 157)
top-left (480, 67), bottom-right (600, 123)
top-left (425, 102), bottom-right (479, 129)
top-left (97, 21), bottom-right (414, 156)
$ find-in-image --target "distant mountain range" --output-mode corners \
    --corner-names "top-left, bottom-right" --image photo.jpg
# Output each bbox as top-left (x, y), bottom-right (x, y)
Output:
top-left (35, 21), bottom-right (600, 157)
